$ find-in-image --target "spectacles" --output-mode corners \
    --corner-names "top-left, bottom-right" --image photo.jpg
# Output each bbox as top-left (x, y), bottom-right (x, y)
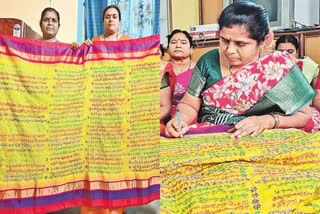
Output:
top-left (277, 49), bottom-right (296, 54)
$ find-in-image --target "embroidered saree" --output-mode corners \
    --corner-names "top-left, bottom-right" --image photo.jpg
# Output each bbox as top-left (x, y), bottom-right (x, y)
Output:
top-left (188, 49), bottom-right (315, 126)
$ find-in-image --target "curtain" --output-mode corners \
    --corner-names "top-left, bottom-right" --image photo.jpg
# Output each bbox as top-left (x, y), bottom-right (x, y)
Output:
top-left (85, 0), bottom-right (160, 39)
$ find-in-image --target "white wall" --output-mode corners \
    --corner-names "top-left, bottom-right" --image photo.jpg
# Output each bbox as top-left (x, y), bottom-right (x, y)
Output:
top-left (294, 0), bottom-right (319, 25)
top-left (0, 0), bottom-right (79, 43)
top-left (160, 0), bottom-right (168, 45)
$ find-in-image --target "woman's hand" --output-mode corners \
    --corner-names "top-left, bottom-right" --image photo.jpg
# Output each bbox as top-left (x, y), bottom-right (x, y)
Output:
top-left (228, 116), bottom-right (271, 138)
top-left (83, 39), bottom-right (93, 46)
top-left (70, 39), bottom-right (93, 51)
top-left (70, 42), bottom-right (79, 50)
top-left (165, 117), bottom-right (189, 138)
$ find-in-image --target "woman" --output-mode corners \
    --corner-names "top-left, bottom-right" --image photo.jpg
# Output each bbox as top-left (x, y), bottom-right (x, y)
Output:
top-left (92, 5), bottom-right (130, 42)
top-left (162, 30), bottom-right (196, 117)
top-left (165, 1), bottom-right (314, 138)
top-left (276, 35), bottom-right (320, 131)
top-left (275, 35), bottom-right (319, 85)
top-left (72, 5), bottom-right (130, 50)
top-left (39, 7), bottom-right (60, 42)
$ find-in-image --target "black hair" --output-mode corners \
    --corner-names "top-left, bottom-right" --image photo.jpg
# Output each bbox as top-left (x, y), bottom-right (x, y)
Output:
top-left (275, 35), bottom-right (299, 51)
top-left (40, 7), bottom-right (60, 27)
top-left (167, 29), bottom-right (193, 48)
top-left (218, 1), bottom-right (269, 45)
top-left (160, 44), bottom-right (165, 58)
top-left (103, 5), bottom-right (121, 22)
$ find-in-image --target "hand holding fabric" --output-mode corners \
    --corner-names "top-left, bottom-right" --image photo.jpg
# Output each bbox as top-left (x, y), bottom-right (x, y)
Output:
top-left (228, 116), bottom-right (268, 138)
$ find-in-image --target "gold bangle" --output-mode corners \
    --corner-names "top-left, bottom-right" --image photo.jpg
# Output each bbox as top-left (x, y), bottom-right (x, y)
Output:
top-left (269, 113), bottom-right (279, 129)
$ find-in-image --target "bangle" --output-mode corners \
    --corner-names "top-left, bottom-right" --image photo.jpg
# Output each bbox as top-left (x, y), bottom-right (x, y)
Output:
top-left (269, 113), bottom-right (279, 129)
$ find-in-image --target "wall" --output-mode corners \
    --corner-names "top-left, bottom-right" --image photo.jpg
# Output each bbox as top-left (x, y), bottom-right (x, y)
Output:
top-left (160, 0), bottom-right (199, 45)
top-left (0, 0), bottom-right (79, 43)
top-left (160, 0), bottom-right (168, 45)
top-left (295, 0), bottom-right (319, 25)
top-left (200, 0), bottom-right (223, 24)
top-left (170, 0), bottom-right (199, 32)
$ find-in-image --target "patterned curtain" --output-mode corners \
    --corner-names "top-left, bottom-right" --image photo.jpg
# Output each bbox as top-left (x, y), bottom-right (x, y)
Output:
top-left (85, 0), bottom-right (160, 39)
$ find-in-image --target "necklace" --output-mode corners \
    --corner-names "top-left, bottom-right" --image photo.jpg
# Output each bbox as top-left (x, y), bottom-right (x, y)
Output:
top-left (42, 37), bottom-right (57, 42)
top-left (103, 34), bottom-right (119, 41)
top-left (170, 60), bottom-right (191, 75)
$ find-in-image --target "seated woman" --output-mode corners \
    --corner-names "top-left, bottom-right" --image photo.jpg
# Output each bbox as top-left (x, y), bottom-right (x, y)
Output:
top-left (165, 1), bottom-right (314, 138)
top-left (162, 29), bottom-right (196, 117)
top-left (276, 35), bottom-right (320, 132)
top-left (39, 7), bottom-right (60, 42)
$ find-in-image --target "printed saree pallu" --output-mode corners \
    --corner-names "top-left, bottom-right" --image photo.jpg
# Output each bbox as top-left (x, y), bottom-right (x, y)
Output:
top-left (199, 51), bottom-right (315, 125)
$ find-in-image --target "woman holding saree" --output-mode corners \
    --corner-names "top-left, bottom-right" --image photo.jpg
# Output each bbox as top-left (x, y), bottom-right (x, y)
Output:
top-left (165, 1), bottom-right (314, 138)
top-left (71, 5), bottom-right (130, 50)
top-left (39, 7), bottom-right (60, 42)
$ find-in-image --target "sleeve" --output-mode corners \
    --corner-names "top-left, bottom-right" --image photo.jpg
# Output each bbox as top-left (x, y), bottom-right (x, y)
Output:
top-left (91, 35), bottom-right (100, 42)
top-left (315, 72), bottom-right (320, 89)
top-left (161, 72), bottom-right (170, 89)
top-left (120, 34), bottom-right (131, 40)
top-left (187, 55), bottom-right (209, 97)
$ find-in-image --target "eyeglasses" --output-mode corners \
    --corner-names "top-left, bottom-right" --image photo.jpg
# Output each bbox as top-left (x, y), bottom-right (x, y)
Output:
top-left (277, 49), bottom-right (296, 54)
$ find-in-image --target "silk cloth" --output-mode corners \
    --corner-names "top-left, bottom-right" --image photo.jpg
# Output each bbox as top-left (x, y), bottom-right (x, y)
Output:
top-left (161, 129), bottom-right (320, 213)
top-left (0, 34), bottom-right (160, 213)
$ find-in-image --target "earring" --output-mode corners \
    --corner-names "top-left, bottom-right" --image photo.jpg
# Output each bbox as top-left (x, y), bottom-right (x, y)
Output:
top-left (257, 48), bottom-right (262, 70)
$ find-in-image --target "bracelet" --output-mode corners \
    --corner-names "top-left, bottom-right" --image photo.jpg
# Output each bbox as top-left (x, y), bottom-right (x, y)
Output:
top-left (269, 113), bottom-right (279, 129)
top-left (179, 101), bottom-right (198, 113)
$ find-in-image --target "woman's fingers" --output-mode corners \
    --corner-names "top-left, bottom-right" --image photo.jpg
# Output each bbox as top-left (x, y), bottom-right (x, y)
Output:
top-left (165, 119), bottom-right (188, 138)
top-left (231, 117), bottom-right (264, 138)
top-left (70, 40), bottom-right (93, 50)
top-left (83, 39), bottom-right (93, 46)
top-left (165, 121), bottom-right (180, 138)
top-left (70, 42), bottom-right (79, 50)
top-left (227, 127), bottom-right (236, 133)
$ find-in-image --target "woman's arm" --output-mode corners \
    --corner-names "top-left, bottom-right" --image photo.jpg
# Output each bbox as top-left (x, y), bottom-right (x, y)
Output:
top-left (160, 86), bottom-right (171, 121)
top-left (230, 104), bottom-right (312, 138)
top-left (165, 92), bottom-right (202, 138)
top-left (312, 89), bottom-right (320, 111)
top-left (312, 72), bottom-right (320, 111)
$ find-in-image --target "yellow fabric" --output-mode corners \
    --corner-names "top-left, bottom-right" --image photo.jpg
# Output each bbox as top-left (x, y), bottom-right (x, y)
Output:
top-left (161, 129), bottom-right (320, 213)
top-left (0, 34), bottom-right (160, 213)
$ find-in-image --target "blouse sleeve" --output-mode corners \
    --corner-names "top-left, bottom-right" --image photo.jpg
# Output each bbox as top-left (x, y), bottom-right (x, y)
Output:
top-left (187, 49), bottom-right (220, 97)
top-left (161, 72), bottom-right (170, 89)
top-left (187, 55), bottom-right (209, 97)
top-left (315, 71), bottom-right (320, 89)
